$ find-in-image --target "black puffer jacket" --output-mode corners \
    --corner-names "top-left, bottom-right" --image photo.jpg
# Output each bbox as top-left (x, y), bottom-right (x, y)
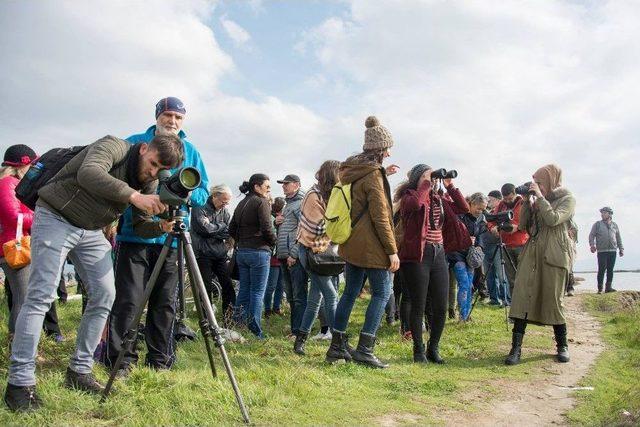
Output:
top-left (191, 198), bottom-right (231, 259)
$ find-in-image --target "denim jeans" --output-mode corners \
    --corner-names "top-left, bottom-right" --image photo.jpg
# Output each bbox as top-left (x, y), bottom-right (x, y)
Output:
top-left (234, 248), bottom-right (270, 338)
top-left (280, 260), bottom-right (309, 335)
top-left (264, 265), bottom-right (284, 311)
top-left (453, 261), bottom-right (474, 321)
top-left (333, 263), bottom-right (391, 336)
top-left (9, 207), bottom-right (115, 386)
top-left (484, 244), bottom-right (511, 305)
top-left (297, 246), bottom-right (338, 334)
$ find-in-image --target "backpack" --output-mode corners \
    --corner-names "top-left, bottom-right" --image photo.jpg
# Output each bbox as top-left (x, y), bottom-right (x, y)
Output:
top-left (324, 180), bottom-right (368, 244)
top-left (15, 146), bottom-right (87, 210)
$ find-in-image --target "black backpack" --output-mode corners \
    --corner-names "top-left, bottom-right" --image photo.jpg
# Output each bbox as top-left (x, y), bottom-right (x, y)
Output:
top-left (15, 146), bottom-right (87, 210)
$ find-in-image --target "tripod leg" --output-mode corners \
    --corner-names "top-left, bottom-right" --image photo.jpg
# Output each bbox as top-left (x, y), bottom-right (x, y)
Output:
top-left (181, 240), bottom-right (217, 378)
top-left (101, 234), bottom-right (175, 403)
top-left (498, 244), bottom-right (511, 329)
top-left (182, 231), bottom-right (251, 424)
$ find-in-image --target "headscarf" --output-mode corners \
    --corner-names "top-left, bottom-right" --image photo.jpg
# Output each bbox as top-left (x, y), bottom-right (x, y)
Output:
top-left (533, 164), bottom-right (562, 199)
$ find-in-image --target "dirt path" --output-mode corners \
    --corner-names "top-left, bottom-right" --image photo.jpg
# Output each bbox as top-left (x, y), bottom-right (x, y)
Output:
top-left (441, 291), bottom-right (605, 426)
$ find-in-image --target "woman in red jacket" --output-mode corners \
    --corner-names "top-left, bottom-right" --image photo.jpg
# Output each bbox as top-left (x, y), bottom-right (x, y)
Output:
top-left (0, 145), bottom-right (37, 338)
top-left (396, 164), bottom-right (470, 363)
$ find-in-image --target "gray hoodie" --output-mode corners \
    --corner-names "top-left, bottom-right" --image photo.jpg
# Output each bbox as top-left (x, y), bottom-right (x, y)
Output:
top-left (276, 189), bottom-right (306, 259)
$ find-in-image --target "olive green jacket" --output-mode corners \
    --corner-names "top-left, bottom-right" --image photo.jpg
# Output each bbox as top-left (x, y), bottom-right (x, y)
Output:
top-left (37, 135), bottom-right (162, 235)
top-left (509, 188), bottom-right (576, 325)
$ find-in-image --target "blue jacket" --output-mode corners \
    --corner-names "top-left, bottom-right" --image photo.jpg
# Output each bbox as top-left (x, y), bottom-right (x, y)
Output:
top-left (117, 125), bottom-right (209, 246)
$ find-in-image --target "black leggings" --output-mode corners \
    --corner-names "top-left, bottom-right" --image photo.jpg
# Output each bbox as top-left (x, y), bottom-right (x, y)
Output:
top-left (400, 243), bottom-right (449, 347)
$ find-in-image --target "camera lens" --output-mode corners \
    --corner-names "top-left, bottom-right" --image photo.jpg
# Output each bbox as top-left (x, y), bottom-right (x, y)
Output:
top-left (179, 168), bottom-right (199, 190)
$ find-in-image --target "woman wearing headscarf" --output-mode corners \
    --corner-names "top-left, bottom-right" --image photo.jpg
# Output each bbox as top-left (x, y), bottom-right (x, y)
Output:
top-left (505, 164), bottom-right (576, 365)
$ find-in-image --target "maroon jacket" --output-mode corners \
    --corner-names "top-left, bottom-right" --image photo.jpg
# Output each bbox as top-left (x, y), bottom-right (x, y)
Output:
top-left (398, 181), bottom-right (470, 263)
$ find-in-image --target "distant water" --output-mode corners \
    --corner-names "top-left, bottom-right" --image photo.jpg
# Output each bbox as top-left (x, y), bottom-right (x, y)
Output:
top-left (574, 271), bottom-right (640, 292)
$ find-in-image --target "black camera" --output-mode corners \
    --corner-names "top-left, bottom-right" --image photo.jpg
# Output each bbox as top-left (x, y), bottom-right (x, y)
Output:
top-left (158, 167), bottom-right (201, 207)
top-left (485, 210), bottom-right (514, 232)
top-left (515, 182), bottom-right (534, 196)
top-left (431, 168), bottom-right (458, 180)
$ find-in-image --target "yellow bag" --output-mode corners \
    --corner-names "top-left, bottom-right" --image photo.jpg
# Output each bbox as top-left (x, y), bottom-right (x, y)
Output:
top-left (2, 214), bottom-right (31, 269)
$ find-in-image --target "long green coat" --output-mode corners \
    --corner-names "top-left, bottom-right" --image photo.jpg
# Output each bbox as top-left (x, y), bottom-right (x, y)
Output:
top-left (509, 188), bottom-right (576, 325)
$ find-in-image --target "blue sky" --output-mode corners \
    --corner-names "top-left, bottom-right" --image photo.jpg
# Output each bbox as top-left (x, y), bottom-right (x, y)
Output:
top-left (212, 1), bottom-right (359, 115)
top-left (1, 0), bottom-right (638, 272)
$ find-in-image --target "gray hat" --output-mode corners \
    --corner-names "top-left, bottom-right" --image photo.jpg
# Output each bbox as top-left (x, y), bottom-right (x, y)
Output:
top-left (600, 206), bottom-right (613, 214)
top-left (277, 174), bottom-right (300, 184)
top-left (363, 116), bottom-right (394, 151)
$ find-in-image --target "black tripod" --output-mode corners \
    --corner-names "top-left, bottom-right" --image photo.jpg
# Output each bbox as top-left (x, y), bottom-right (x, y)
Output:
top-left (469, 235), bottom-right (516, 328)
top-left (174, 243), bottom-right (197, 342)
top-left (100, 208), bottom-right (250, 424)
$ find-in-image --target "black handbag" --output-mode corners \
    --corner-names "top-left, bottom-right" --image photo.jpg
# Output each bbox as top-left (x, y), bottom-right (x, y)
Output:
top-left (307, 244), bottom-right (345, 276)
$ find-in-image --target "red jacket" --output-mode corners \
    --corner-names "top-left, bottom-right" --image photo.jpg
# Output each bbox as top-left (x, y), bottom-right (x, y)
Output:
top-left (489, 196), bottom-right (529, 248)
top-left (0, 175), bottom-right (34, 257)
top-left (399, 181), bottom-right (471, 262)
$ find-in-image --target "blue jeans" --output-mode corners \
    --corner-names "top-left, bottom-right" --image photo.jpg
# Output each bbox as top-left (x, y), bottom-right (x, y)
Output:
top-left (264, 265), bottom-right (284, 311)
top-left (9, 207), bottom-right (116, 386)
top-left (297, 246), bottom-right (338, 334)
top-left (333, 263), bottom-right (391, 336)
top-left (280, 261), bottom-right (308, 335)
top-left (453, 261), bottom-right (474, 320)
top-left (483, 244), bottom-right (511, 305)
top-left (234, 248), bottom-right (270, 338)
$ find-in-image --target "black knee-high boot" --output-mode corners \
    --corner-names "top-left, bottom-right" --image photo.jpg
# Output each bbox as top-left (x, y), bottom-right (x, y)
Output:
top-left (505, 318), bottom-right (527, 365)
top-left (553, 324), bottom-right (570, 363)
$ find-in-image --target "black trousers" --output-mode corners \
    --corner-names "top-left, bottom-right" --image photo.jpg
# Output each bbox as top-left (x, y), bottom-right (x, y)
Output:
top-left (4, 277), bottom-right (61, 336)
top-left (106, 242), bottom-right (179, 369)
top-left (401, 243), bottom-right (449, 347)
top-left (596, 251), bottom-right (617, 289)
top-left (196, 256), bottom-right (236, 319)
top-left (393, 270), bottom-right (411, 333)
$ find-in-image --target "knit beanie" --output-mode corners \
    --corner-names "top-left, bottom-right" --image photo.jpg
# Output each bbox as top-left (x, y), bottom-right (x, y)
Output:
top-left (2, 144), bottom-right (37, 167)
top-left (155, 97), bottom-right (186, 118)
top-left (408, 164), bottom-right (431, 184)
top-left (363, 116), bottom-right (394, 151)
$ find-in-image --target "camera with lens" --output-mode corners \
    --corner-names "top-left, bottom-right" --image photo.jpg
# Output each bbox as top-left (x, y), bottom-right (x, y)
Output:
top-left (431, 168), bottom-right (458, 180)
top-left (515, 181), bottom-right (534, 196)
top-left (485, 210), bottom-right (514, 232)
top-left (158, 167), bottom-right (201, 219)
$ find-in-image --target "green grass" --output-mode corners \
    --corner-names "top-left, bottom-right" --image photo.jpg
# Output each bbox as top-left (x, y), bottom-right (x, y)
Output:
top-left (0, 287), bottom-right (572, 426)
top-left (567, 291), bottom-right (640, 426)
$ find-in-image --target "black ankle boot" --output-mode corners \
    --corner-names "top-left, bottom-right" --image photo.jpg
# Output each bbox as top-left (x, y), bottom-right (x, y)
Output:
top-left (63, 368), bottom-right (106, 394)
top-left (554, 328), bottom-right (570, 363)
top-left (293, 332), bottom-right (308, 355)
top-left (413, 341), bottom-right (427, 363)
top-left (426, 340), bottom-right (444, 364)
top-left (325, 331), bottom-right (352, 363)
top-left (505, 332), bottom-right (524, 365)
top-left (352, 333), bottom-right (388, 369)
top-left (4, 383), bottom-right (42, 412)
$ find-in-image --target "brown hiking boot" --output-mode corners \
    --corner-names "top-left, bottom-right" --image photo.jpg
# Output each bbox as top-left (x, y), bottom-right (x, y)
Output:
top-left (63, 368), bottom-right (106, 394)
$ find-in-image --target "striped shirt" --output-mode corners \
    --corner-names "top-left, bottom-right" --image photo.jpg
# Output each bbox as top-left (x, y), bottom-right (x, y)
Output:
top-left (425, 198), bottom-right (443, 244)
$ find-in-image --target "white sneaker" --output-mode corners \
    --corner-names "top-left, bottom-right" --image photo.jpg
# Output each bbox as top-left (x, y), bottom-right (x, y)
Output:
top-left (310, 331), bottom-right (326, 340)
top-left (321, 331), bottom-right (332, 340)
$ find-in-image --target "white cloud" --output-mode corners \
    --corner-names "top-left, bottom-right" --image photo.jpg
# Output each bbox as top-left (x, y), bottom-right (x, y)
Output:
top-left (0, 0), bottom-right (332, 210)
top-left (220, 16), bottom-right (252, 48)
top-left (299, 0), bottom-right (640, 270)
